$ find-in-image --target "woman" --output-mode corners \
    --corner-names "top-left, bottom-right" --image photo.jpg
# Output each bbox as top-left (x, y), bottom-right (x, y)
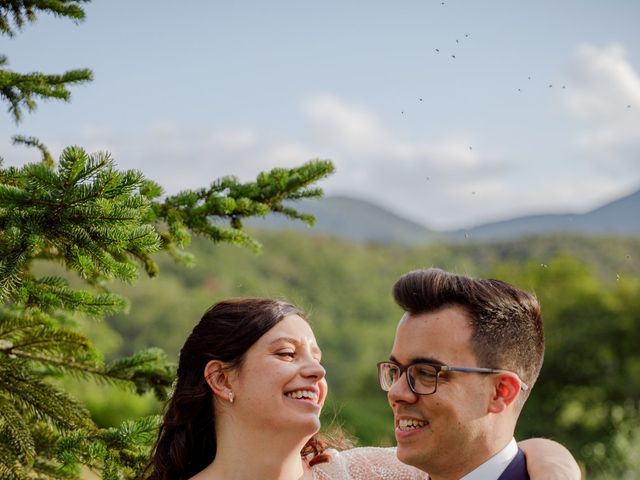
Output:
top-left (143, 298), bottom-right (578, 480)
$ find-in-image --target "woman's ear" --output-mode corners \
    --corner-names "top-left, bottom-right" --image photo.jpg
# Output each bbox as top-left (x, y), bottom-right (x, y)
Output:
top-left (488, 373), bottom-right (522, 414)
top-left (204, 360), bottom-right (234, 402)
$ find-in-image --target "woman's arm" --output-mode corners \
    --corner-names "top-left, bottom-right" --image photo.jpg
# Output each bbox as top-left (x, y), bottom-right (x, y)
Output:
top-left (519, 438), bottom-right (581, 479)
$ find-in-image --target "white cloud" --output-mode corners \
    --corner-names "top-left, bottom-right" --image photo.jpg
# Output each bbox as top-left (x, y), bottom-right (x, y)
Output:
top-left (563, 43), bottom-right (640, 174)
top-left (128, 128), bottom-right (317, 192)
top-left (4, 87), bottom-right (635, 230)
top-left (303, 94), bottom-right (391, 153)
top-left (1, 96), bottom-right (566, 229)
top-left (303, 94), bottom-right (491, 171)
top-left (565, 44), bottom-right (640, 121)
top-left (296, 95), bottom-right (519, 228)
top-left (63, 97), bottom-right (507, 229)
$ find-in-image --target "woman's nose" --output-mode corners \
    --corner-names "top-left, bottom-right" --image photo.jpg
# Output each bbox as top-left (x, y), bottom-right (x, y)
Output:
top-left (302, 356), bottom-right (326, 379)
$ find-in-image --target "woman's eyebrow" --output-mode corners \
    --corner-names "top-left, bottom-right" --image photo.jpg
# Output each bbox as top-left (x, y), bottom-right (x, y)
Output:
top-left (268, 337), bottom-right (299, 346)
top-left (268, 337), bottom-right (322, 356)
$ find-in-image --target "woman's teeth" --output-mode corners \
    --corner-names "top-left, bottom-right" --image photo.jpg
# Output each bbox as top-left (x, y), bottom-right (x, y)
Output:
top-left (286, 390), bottom-right (318, 401)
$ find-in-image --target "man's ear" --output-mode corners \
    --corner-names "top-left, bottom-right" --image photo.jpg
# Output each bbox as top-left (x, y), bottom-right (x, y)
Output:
top-left (204, 360), bottom-right (234, 402)
top-left (488, 373), bottom-right (522, 413)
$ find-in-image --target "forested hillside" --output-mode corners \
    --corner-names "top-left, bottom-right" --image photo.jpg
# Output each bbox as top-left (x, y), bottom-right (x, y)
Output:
top-left (41, 230), bottom-right (640, 478)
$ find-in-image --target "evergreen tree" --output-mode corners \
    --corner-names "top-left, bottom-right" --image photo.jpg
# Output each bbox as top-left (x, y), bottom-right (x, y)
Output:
top-left (0, 2), bottom-right (334, 478)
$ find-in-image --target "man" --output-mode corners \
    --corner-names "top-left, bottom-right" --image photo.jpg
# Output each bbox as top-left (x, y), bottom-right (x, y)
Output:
top-left (377, 268), bottom-right (557, 480)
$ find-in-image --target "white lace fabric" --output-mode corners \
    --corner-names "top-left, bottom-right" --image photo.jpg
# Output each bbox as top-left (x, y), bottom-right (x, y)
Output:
top-left (311, 447), bottom-right (427, 480)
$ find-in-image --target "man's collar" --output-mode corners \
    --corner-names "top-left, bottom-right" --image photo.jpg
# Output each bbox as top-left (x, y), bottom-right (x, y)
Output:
top-left (460, 438), bottom-right (518, 480)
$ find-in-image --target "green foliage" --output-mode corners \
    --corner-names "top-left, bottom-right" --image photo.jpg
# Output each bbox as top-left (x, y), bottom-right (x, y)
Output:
top-left (13, 135), bottom-right (55, 168)
top-left (56, 415), bottom-right (161, 480)
top-left (0, 301), bottom-right (175, 477)
top-left (154, 159), bottom-right (334, 260)
top-left (578, 402), bottom-right (640, 479)
top-left (0, 1), bottom-right (92, 122)
top-left (0, 60), bottom-right (93, 123)
top-left (0, 147), bottom-right (162, 298)
top-left (500, 258), bottom-right (640, 478)
top-left (0, 139), bottom-right (332, 479)
top-left (3, 1), bottom-right (636, 478)
top-left (80, 231), bottom-right (639, 478)
top-left (0, 1), bottom-right (335, 477)
top-left (0, 0), bottom-right (87, 37)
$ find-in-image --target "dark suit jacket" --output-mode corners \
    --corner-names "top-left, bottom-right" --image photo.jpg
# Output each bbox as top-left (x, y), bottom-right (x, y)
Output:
top-left (497, 448), bottom-right (529, 480)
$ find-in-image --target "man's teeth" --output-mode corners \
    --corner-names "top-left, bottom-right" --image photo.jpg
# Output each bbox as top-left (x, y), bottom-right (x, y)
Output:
top-left (398, 419), bottom-right (426, 430)
top-left (286, 390), bottom-right (318, 401)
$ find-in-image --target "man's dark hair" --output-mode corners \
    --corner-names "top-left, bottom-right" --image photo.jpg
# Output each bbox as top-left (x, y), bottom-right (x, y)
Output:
top-left (392, 268), bottom-right (544, 394)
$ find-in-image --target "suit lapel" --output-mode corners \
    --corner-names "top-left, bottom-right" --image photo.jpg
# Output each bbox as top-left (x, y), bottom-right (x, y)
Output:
top-left (496, 448), bottom-right (529, 480)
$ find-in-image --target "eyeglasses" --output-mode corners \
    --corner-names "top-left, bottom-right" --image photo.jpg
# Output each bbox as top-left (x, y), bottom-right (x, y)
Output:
top-left (377, 361), bottom-right (529, 396)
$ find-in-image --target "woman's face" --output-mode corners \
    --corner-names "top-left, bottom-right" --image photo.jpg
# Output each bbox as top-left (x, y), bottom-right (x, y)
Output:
top-left (228, 314), bottom-right (327, 436)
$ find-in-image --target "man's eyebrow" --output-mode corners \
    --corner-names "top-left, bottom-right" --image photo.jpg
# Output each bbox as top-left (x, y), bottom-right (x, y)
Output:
top-left (389, 354), bottom-right (445, 366)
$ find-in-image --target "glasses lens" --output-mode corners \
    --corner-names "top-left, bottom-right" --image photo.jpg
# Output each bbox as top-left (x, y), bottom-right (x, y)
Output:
top-left (378, 363), bottom-right (399, 391)
top-left (407, 364), bottom-right (438, 394)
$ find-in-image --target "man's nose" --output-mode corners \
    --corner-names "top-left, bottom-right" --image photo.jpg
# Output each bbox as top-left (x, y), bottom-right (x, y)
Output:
top-left (388, 371), bottom-right (417, 404)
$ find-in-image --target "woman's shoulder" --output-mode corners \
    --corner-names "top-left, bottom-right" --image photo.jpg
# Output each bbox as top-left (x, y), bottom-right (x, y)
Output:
top-left (311, 447), bottom-right (427, 480)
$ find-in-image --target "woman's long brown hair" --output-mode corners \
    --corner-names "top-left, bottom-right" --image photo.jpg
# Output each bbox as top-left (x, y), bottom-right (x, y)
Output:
top-left (142, 298), bottom-right (334, 480)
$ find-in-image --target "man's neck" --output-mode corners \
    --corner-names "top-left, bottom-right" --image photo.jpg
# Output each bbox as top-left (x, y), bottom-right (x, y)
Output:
top-left (460, 438), bottom-right (518, 480)
top-left (428, 434), bottom-right (514, 480)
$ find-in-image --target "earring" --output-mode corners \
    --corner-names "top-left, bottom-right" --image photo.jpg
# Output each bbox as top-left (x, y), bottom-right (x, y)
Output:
top-left (228, 391), bottom-right (234, 403)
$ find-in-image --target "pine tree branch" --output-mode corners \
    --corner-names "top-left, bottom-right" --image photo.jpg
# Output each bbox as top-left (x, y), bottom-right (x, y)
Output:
top-left (12, 135), bottom-right (54, 167)
top-left (1, 308), bottom-right (173, 400)
top-left (0, 2), bottom-right (332, 478)
top-left (0, 397), bottom-right (36, 470)
top-left (0, 148), bottom-right (163, 305)
top-left (0, 0), bottom-right (89, 37)
top-left (154, 159), bottom-right (335, 253)
top-left (8, 349), bottom-right (104, 374)
top-left (0, 66), bottom-right (92, 123)
top-left (1, 360), bottom-right (91, 431)
top-left (57, 415), bottom-right (161, 480)
top-left (0, 446), bottom-right (24, 480)
top-left (2, 345), bottom-right (167, 393)
top-left (0, 148), bottom-right (334, 478)
top-left (32, 419), bottom-right (79, 479)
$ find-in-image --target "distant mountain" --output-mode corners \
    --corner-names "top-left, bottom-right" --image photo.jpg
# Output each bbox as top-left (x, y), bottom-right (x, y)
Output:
top-left (250, 188), bottom-right (640, 244)
top-left (248, 195), bottom-right (441, 244)
top-left (450, 188), bottom-right (640, 240)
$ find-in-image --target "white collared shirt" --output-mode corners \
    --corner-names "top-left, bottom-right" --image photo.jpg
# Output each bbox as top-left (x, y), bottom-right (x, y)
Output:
top-left (459, 437), bottom-right (518, 480)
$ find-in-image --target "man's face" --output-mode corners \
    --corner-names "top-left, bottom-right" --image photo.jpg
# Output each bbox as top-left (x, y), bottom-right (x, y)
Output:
top-left (387, 305), bottom-right (495, 475)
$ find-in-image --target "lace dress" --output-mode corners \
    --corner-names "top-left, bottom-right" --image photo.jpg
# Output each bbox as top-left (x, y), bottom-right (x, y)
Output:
top-left (311, 447), bottom-right (427, 480)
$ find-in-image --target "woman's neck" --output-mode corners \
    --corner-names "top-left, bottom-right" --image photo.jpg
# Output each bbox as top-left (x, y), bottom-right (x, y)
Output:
top-left (193, 425), bottom-right (311, 480)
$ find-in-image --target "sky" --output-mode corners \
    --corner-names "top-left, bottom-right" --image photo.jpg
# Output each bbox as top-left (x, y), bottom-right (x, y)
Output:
top-left (1, 0), bottom-right (639, 230)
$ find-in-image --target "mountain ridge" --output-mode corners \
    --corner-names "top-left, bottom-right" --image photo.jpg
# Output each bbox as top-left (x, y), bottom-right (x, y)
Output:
top-left (250, 188), bottom-right (640, 243)
top-left (450, 188), bottom-right (640, 240)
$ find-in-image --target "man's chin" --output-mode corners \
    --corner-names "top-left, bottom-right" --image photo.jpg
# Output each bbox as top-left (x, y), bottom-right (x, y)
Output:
top-left (396, 444), bottom-right (426, 471)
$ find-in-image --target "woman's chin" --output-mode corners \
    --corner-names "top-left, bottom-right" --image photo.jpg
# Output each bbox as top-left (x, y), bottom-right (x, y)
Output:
top-left (294, 415), bottom-right (322, 437)
top-left (300, 415), bottom-right (322, 434)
